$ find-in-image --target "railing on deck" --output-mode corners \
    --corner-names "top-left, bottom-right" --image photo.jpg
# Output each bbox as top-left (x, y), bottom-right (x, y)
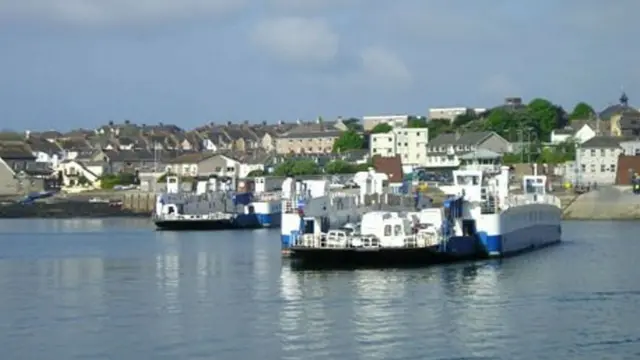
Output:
top-left (153, 212), bottom-right (235, 221)
top-left (282, 192), bottom-right (418, 214)
top-left (506, 194), bottom-right (562, 208)
top-left (291, 231), bottom-right (442, 249)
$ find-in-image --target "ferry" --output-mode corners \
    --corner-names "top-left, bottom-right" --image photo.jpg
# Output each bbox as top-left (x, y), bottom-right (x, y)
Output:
top-left (153, 175), bottom-right (282, 231)
top-left (286, 165), bottom-right (562, 268)
top-left (279, 168), bottom-right (428, 255)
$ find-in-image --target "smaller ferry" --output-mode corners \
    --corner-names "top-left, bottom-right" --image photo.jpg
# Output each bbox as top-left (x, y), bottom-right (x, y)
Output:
top-left (287, 166), bottom-right (562, 268)
top-left (153, 175), bottom-right (281, 231)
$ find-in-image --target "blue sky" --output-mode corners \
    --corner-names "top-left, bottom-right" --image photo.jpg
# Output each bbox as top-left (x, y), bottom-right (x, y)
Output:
top-left (1, 0), bottom-right (639, 130)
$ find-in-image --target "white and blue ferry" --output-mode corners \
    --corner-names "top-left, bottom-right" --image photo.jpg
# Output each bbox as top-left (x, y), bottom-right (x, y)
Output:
top-left (284, 166), bottom-right (562, 268)
top-left (153, 175), bottom-right (282, 230)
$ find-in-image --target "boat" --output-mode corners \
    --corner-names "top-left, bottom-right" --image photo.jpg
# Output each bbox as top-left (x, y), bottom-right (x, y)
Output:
top-left (286, 165), bottom-right (562, 268)
top-left (279, 168), bottom-right (430, 255)
top-left (153, 175), bottom-right (281, 231)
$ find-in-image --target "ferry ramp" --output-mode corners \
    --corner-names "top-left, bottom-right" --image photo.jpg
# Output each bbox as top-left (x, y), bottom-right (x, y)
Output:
top-left (563, 185), bottom-right (640, 220)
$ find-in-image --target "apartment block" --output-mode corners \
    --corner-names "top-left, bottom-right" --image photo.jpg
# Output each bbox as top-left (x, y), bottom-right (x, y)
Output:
top-left (369, 127), bottom-right (429, 166)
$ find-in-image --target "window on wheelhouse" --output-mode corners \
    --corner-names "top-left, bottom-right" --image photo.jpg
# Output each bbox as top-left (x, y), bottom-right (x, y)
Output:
top-left (384, 225), bottom-right (392, 236)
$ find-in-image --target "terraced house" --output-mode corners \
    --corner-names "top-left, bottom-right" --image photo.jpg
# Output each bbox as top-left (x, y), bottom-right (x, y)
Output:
top-left (275, 120), bottom-right (344, 155)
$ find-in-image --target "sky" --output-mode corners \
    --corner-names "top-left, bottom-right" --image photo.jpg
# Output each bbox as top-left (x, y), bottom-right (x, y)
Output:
top-left (1, 0), bottom-right (639, 131)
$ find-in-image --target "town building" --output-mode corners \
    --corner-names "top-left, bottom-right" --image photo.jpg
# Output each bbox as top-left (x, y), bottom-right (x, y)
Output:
top-left (369, 127), bottom-right (429, 166)
top-left (423, 131), bottom-right (511, 169)
top-left (362, 115), bottom-right (409, 132)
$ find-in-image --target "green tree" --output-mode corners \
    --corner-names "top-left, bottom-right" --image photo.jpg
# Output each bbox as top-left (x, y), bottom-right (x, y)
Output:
top-left (538, 147), bottom-right (564, 164)
top-left (273, 159), bottom-right (320, 176)
top-left (99, 172), bottom-right (136, 189)
top-left (325, 160), bottom-right (357, 174)
top-left (246, 169), bottom-right (265, 177)
top-left (569, 102), bottom-right (595, 120)
top-left (370, 123), bottom-right (393, 134)
top-left (501, 153), bottom-right (521, 165)
top-left (77, 175), bottom-right (89, 186)
top-left (342, 117), bottom-right (362, 131)
top-left (426, 119), bottom-right (452, 140)
top-left (332, 130), bottom-right (364, 153)
top-left (407, 116), bottom-right (428, 128)
top-left (527, 98), bottom-right (563, 141)
top-left (452, 111), bottom-right (478, 128)
top-left (483, 108), bottom-right (516, 137)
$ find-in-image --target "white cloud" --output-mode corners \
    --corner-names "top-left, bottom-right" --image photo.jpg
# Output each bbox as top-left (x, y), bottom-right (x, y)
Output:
top-left (0, 0), bottom-right (246, 26)
top-left (251, 17), bottom-right (339, 66)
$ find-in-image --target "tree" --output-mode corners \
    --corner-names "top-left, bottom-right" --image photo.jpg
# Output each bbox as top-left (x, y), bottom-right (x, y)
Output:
top-left (527, 98), bottom-right (562, 141)
top-left (342, 118), bottom-right (362, 131)
top-left (426, 119), bottom-right (452, 140)
top-left (483, 108), bottom-right (516, 137)
top-left (273, 159), bottom-right (320, 176)
top-left (246, 169), bottom-right (265, 177)
top-left (325, 160), bottom-right (357, 174)
top-left (407, 116), bottom-right (428, 128)
top-left (370, 123), bottom-right (393, 134)
top-left (569, 102), bottom-right (595, 120)
top-left (77, 175), bottom-right (89, 186)
top-left (332, 130), bottom-right (364, 153)
top-left (452, 111), bottom-right (478, 128)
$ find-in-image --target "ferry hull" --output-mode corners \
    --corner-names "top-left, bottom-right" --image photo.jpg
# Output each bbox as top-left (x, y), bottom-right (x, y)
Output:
top-left (475, 204), bottom-right (562, 257)
top-left (288, 235), bottom-right (482, 269)
top-left (155, 212), bottom-right (281, 231)
top-left (288, 246), bottom-right (478, 269)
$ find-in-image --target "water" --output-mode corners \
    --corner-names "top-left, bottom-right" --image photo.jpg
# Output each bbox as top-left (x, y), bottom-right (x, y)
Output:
top-left (0, 219), bottom-right (639, 360)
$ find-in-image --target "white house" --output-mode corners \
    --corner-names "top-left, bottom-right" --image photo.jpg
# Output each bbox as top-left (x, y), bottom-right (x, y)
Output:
top-left (550, 121), bottom-right (600, 145)
top-left (56, 160), bottom-right (107, 189)
top-left (369, 127), bottom-right (429, 166)
top-left (202, 138), bottom-right (219, 152)
top-left (424, 131), bottom-right (511, 169)
top-left (26, 136), bottom-right (64, 169)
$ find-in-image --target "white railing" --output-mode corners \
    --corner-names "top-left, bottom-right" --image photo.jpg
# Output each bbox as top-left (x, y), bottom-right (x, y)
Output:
top-left (155, 212), bottom-right (234, 221)
top-left (255, 191), bottom-right (282, 201)
top-left (292, 232), bottom-right (443, 249)
top-left (506, 194), bottom-right (562, 208)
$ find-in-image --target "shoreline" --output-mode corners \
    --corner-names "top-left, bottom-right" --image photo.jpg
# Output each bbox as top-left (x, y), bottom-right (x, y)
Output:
top-left (0, 202), bottom-right (151, 219)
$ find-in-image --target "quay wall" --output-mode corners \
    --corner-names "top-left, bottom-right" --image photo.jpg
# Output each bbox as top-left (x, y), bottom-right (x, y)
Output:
top-left (562, 186), bottom-right (640, 220)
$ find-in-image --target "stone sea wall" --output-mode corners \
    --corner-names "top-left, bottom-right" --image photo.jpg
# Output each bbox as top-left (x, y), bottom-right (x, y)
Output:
top-left (0, 201), bottom-right (150, 219)
top-left (562, 186), bottom-right (640, 220)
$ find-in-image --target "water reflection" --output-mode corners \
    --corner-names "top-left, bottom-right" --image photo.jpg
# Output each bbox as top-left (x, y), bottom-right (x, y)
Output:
top-left (1, 219), bottom-right (640, 359)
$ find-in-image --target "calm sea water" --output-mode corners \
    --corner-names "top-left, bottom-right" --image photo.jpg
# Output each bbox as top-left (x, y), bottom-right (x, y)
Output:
top-left (0, 219), bottom-right (639, 360)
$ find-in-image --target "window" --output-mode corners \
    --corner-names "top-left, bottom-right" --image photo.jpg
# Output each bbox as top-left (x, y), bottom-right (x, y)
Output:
top-left (601, 165), bottom-right (606, 172)
top-left (384, 225), bottom-right (391, 236)
top-left (600, 149), bottom-right (605, 156)
top-left (611, 164), bottom-right (616, 172)
top-left (590, 149), bottom-right (596, 156)
top-left (635, 148), bottom-right (640, 156)
top-left (394, 225), bottom-right (402, 236)
top-left (416, 132), bottom-right (420, 136)
top-left (590, 164), bottom-right (596, 172)
top-left (581, 164), bottom-right (586, 172)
